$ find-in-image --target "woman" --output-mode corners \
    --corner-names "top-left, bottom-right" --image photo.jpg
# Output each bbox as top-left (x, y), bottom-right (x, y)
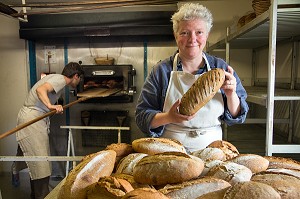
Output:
top-left (135, 3), bottom-right (248, 153)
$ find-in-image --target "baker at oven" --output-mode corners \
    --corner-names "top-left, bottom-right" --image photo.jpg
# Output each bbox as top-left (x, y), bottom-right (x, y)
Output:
top-left (135, 3), bottom-right (248, 153)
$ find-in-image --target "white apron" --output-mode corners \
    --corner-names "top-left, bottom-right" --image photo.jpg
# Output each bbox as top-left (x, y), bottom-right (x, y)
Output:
top-left (162, 53), bottom-right (224, 153)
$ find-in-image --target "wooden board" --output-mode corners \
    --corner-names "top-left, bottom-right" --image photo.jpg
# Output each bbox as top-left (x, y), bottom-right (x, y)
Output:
top-left (45, 178), bottom-right (65, 199)
top-left (77, 88), bottom-right (121, 98)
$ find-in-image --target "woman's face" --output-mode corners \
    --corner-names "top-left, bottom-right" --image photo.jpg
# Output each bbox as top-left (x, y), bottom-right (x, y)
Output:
top-left (175, 19), bottom-right (209, 59)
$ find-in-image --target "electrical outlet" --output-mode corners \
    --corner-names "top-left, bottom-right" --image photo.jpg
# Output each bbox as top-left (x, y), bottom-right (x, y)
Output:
top-left (44, 46), bottom-right (57, 64)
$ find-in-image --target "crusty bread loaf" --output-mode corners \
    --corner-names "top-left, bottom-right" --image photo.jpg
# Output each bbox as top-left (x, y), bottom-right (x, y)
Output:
top-left (196, 187), bottom-right (229, 199)
top-left (230, 154), bottom-right (269, 173)
top-left (223, 181), bottom-right (281, 199)
top-left (251, 172), bottom-right (300, 199)
top-left (192, 147), bottom-right (227, 162)
top-left (264, 155), bottom-right (300, 170)
top-left (113, 173), bottom-right (153, 189)
top-left (265, 168), bottom-right (300, 179)
top-left (115, 153), bottom-right (148, 175)
top-left (206, 140), bottom-right (239, 160)
top-left (57, 150), bottom-right (116, 199)
top-left (133, 152), bottom-right (204, 186)
top-left (132, 138), bottom-right (186, 155)
top-left (159, 177), bottom-right (231, 199)
top-left (206, 162), bottom-right (252, 185)
top-left (105, 143), bottom-right (134, 166)
top-left (179, 68), bottom-right (225, 115)
top-left (201, 160), bottom-right (224, 177)
top-left (122, 188), bottom-right (170, 199)
top-left (86, 176), bottom-right (134, 199)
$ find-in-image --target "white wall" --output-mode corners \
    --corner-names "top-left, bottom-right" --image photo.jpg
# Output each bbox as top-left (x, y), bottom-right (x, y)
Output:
top-left (0, 14), bottom-right (28, 171)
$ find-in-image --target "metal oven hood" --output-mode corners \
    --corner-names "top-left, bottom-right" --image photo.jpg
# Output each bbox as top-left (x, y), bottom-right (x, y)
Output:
top-left (19, 10), bottom-right (175, 40)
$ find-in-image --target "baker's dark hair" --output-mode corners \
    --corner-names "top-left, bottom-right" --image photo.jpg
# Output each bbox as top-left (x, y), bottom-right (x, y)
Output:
top-left (61, 62), bottom-right (84, 78)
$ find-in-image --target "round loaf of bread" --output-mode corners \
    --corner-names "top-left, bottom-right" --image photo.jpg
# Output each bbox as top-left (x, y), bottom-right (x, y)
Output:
top-left (179, 68), bottom-right (225, 116)
top-left (230, 154), bottom-right (269, 173)
top-left (116, 153), bottom-right (148, 175)
top-left (86, 176), bottom-right (134, 199)
top-left (121, 188), bottom-right (169, 199)
top-left (132, 138), bottom-right (186, 155)
top-left (159, 177), bottom-right (231, 199)
top-left (192, 147), bottom-right (227, 162)
top-left (251, 172), bottom-right (300, 199)
top-left (206, 162), bottom-right (252, 185)
top-left (57, 150), bottom-right (116, 199)
top-left (223, 181), bottom-right (281, 199)
top-left (206, 140), bottom-right (239, 160)
top-left (264, 156), bottom-right (300, 170)
top-left (133, 152), bottom-right (204, 186)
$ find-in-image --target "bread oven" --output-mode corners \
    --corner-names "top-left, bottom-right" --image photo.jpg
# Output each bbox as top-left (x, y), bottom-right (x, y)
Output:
top-left (77, 64), bottom-right (136, 103)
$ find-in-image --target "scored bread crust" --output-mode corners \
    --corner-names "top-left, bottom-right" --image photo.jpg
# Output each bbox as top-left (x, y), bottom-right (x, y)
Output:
top-left (57, 150), bottom-right (116, 199)
top-left (133, 152), bottom-right (204, 185)
top-left (132, 138), bottom-right (186, 155)
top-left (179, 68), bottom-right (225, 116)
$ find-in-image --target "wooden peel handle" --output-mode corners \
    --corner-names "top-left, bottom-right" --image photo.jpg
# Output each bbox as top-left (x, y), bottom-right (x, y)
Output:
top-left (0, 96), bottom-right (90, 140)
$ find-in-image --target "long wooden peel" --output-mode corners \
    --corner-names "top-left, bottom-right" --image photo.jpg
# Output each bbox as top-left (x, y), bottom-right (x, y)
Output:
top-left (0, 88), bottom-right (120, 140)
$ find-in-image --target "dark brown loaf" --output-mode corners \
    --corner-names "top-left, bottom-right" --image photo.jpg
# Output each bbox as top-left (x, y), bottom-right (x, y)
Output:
top-left (223, 181), bottom-right (281, 199)
top-left (132, 138), bottom-right (186, 155)
top-left (133, 152), bottom-right (204, 186)
top-left (179, 68), bottom-right (225, 115)
top-left (57, 150), bottom-right (116, 199)
top-left (159, 177), bottom-right (231, 199)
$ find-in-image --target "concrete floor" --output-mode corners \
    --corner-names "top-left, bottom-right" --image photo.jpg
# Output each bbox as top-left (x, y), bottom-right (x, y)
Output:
top-left (0, 169), bottom-right (61, 199)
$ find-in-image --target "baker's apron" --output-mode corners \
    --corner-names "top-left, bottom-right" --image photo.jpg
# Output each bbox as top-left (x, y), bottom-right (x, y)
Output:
top-left (162, 53), bottom-right (224, 153)
top-left (16, 106), bottom-right (51, 180)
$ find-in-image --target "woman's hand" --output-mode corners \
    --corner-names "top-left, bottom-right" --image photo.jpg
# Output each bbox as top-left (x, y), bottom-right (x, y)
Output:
top-left (150, 99), bottom-right (195, 129)
top-left (221, 65), bottom-right (241, 118)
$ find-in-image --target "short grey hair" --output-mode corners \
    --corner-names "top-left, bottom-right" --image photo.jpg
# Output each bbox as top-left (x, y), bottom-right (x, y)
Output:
top-left (171, 3), bottom-right (213, 34)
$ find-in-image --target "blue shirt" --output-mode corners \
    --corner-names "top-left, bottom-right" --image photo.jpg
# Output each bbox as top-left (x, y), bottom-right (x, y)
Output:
top-left (135, 51), bottom-right (249, 137)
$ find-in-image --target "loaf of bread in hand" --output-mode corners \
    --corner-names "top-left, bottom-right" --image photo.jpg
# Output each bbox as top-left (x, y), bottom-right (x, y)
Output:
top-left (179, 68), bottom-right (225, 116)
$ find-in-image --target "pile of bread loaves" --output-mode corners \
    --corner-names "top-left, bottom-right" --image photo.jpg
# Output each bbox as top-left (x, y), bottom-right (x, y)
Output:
top-left (57, 138), bottom-right (300, 199)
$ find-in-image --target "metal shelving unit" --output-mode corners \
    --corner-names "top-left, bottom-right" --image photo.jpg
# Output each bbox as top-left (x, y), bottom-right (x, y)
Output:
top-left (208, 0), bottom-right (300, 156)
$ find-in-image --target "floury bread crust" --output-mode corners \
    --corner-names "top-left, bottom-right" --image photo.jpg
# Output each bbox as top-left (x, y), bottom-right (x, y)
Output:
top-left (133, 152), bottom-right (204, 186)
top-left (179, 68), bottom-right (225, 116)
top-left (223, 181), bottom-right (281, 199)
top-left (122, 188), bottom-right (170, 199)
top-left (86, 176), bottom-right (134, 199)
top-left (57, 150), bottom-right (116, 199)
top-left (230, 154), bottom-right (269, 173)
top-left (115, 153), bottom-right (148, 175)
top-left (159, 177), bottom-right (231, 199)
top-left (207, 140), bottom-right (239, 160)
top-left (132, 138), bottom-right (186, 155)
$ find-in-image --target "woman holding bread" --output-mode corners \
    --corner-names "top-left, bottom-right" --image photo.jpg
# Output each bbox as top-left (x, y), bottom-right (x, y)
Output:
top-left (135, 3), bottom-right (249, 153)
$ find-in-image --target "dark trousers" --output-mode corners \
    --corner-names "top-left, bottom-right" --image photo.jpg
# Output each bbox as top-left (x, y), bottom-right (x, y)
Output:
top-left (14, 145), bottom-right (50, 198)
top-left (30, 176), bottom-right (50, 199)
